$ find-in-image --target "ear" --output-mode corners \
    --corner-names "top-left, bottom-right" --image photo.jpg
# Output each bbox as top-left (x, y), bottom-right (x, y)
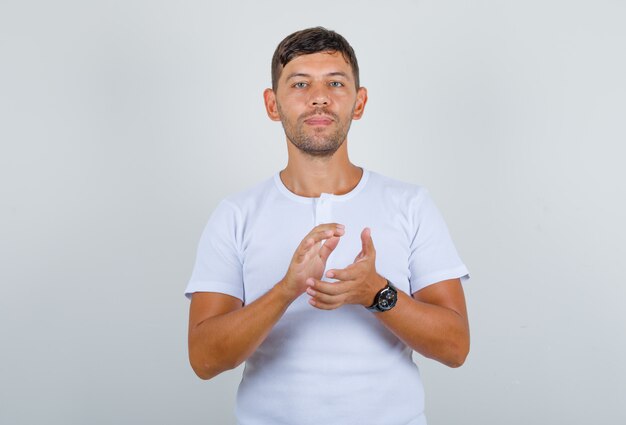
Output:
top-left (263, 88), bottom-right (281, 121)
top-left (352, 87), bottom-right (368, 120)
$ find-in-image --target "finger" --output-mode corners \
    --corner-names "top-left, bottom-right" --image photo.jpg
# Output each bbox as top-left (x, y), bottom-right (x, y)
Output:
top-left (307, 223), bottom-right (345, 239)
top-left (318, 236), bottom-right (340, 262)
top-left (295, 228), bottom-right (339, 260)
top-left (307, 287), bottom-right (345, 305)
top-left (308, 297), bottom-right (342, 311)
top-left (325, 266), bottom-right (356, 281)
top-left (303, 226), bottom-right (344, 248)
top-left (354, 250), bottom-right (365, 263)
top-left (308, 278), bottom-right (345, 296)
top-left (360, 227), bottom-right (376, 256)
top-left (294, 237), bottom-right (317, 261)
top-left (295, 224), bottom-right (344, 261)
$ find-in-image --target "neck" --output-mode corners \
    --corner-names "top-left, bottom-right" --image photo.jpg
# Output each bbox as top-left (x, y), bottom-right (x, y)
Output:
top-left (280, 140), bottom-right (362, 197)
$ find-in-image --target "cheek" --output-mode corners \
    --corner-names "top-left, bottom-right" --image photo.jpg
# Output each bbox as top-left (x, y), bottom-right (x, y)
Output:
top-left (334, 93), bottom-right (357, 108)
top-left (278, 95), bottom-right (306, 113)
top-left (280, 90), bottom-right (308, 102)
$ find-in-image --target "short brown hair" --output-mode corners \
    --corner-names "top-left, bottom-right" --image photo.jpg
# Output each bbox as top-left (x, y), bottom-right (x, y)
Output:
top-left (271, 27), bottom-right (360, 91)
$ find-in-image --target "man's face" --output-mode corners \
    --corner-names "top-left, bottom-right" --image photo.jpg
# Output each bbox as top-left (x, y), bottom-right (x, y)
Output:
top-left (264, 51), bottom-right (367, 157)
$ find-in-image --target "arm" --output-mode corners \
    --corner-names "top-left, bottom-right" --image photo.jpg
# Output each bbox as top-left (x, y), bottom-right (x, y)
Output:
top-left (375, 278), bottom-right (469, 367)
top-left (306, 228), bottom-right (470, 368)
top-left (188, 223), bottom-right (345, 380)
top-left (189, 287), bottom-right (290, 380)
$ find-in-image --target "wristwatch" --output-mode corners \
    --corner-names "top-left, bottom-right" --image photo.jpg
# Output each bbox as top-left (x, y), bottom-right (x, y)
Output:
top-left (367, 280), bottom-right (398, 312)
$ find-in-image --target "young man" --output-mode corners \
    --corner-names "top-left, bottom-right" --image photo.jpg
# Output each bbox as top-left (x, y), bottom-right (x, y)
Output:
top-left (186, 27), bottom-right (469, 425)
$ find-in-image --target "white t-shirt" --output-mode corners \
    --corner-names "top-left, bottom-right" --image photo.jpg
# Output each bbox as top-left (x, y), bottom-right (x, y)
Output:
top-left (186, 169), bottom-right (469, 425)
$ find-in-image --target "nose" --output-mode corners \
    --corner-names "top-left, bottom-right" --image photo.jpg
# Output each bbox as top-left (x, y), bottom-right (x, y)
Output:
top-left (309, 86), bottom-right (330, 108)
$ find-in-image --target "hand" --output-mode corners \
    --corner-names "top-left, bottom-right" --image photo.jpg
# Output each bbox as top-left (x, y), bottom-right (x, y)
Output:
top-left (278, 223), bottom-right (345, 301)
top-left (306, 227), bottom-right (387, 310)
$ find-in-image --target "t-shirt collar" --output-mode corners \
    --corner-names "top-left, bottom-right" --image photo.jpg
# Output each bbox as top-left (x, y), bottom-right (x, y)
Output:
top-left (273, 168), bottom-right (370, 204)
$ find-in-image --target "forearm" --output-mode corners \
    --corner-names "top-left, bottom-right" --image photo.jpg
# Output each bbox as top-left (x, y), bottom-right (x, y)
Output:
top-left (189, 282), bottom-right (296, 379)
top-left (375, 290), bottom-right (470, 368)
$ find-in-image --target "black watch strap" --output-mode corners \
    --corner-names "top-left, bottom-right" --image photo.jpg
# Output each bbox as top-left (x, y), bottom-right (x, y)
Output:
top-left (367, 280), bottom-right (398, 312)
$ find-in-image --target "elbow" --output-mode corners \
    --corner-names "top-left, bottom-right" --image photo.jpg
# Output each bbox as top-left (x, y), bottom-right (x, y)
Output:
top-left (432, 330), bottom-right (469, 368)
top-left (447, 322), bottom-right (471, 368)
top-left (190, 356), bottom-right (237, 380)
top-left (189, 350), bottom-right (213, 380)
top-left (193, 368), bottom-right (217, 381)
top-left (189, 346), bottom-right (241, 380)
top-left (445, 337), bottom-right (470, 368)
top-left (445, 350), bottom-right (468, 368)
top-left (190, 360), bottom-right (217, 380)
top-left (192, 370), bottom-right (211, 380)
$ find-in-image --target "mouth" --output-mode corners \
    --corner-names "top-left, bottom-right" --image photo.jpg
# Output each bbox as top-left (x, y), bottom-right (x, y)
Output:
top-left (303, 115), bottom-right (334, 126)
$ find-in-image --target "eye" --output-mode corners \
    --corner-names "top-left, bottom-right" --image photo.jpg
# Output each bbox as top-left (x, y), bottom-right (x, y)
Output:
top-left (329, 81), bottom-right (344, 88)
top-left (293, 82), bottom-right (308, 89)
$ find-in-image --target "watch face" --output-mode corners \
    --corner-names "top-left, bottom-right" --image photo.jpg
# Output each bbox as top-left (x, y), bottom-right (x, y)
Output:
top-left (377, 287), bottom-right (397, 311)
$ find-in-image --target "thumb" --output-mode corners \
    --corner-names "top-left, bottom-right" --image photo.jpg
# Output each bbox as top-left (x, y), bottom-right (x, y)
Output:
top-left (361, 227), bottom-right (375, 256)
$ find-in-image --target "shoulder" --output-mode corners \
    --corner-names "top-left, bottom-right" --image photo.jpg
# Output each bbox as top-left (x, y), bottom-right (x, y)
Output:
top-left (202, 175), bottom-right (278, 244)
top-left (219, 174), bottom-right (278, 213)
top-left (202, 175), bottom-right (278, 231)
top-left (364, 170), bottom-right (431, 207)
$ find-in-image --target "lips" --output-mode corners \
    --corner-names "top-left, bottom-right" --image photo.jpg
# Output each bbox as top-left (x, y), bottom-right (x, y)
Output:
top-left (304, 116), bottom-right (333, 125)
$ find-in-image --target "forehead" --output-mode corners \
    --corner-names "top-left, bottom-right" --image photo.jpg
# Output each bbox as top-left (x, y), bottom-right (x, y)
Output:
top-left (280, 51), bottom-right (353, 79)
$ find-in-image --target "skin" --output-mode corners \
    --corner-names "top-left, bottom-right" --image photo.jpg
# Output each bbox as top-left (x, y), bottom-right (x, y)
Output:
top-left (188, 51), bottom-right (469, 380)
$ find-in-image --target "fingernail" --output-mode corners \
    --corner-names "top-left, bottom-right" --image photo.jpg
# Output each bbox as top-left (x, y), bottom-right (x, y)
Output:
top-left (306, 288), bottom-right (316, 296)
top-left (326, 271), bottom-right (334, 278)
top-left (306, 278), bottom-right (314, 286)
top-left (309, 299), bottom-right (316, 306)
top-left (336, 224), bottom-right (345, 229)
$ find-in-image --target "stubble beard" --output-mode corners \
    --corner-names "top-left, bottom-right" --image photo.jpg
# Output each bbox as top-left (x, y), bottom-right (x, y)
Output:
top-left (277, 104), bottom-right (354, 158)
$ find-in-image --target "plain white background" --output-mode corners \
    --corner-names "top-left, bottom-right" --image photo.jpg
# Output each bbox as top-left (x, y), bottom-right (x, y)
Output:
top-left (1, 1), bottom-right (625, 424)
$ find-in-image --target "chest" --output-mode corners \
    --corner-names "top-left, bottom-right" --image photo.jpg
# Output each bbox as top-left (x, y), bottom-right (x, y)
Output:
top-left (239, 199), bottom-right (414, 303)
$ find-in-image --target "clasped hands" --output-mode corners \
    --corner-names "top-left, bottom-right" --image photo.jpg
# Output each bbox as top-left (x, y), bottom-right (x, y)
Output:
top-left (281, 223), bottom-right (387, 310)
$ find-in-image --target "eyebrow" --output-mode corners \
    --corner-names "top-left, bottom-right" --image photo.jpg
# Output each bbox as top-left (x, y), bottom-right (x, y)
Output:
top-left (285, 71), bottom-right (351, 81)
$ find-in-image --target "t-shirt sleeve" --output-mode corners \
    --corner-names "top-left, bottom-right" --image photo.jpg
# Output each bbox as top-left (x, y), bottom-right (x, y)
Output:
top-left (408, 189), bottom-right (469, 294)
top-left (184, 200), bottom-right (244, 301)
